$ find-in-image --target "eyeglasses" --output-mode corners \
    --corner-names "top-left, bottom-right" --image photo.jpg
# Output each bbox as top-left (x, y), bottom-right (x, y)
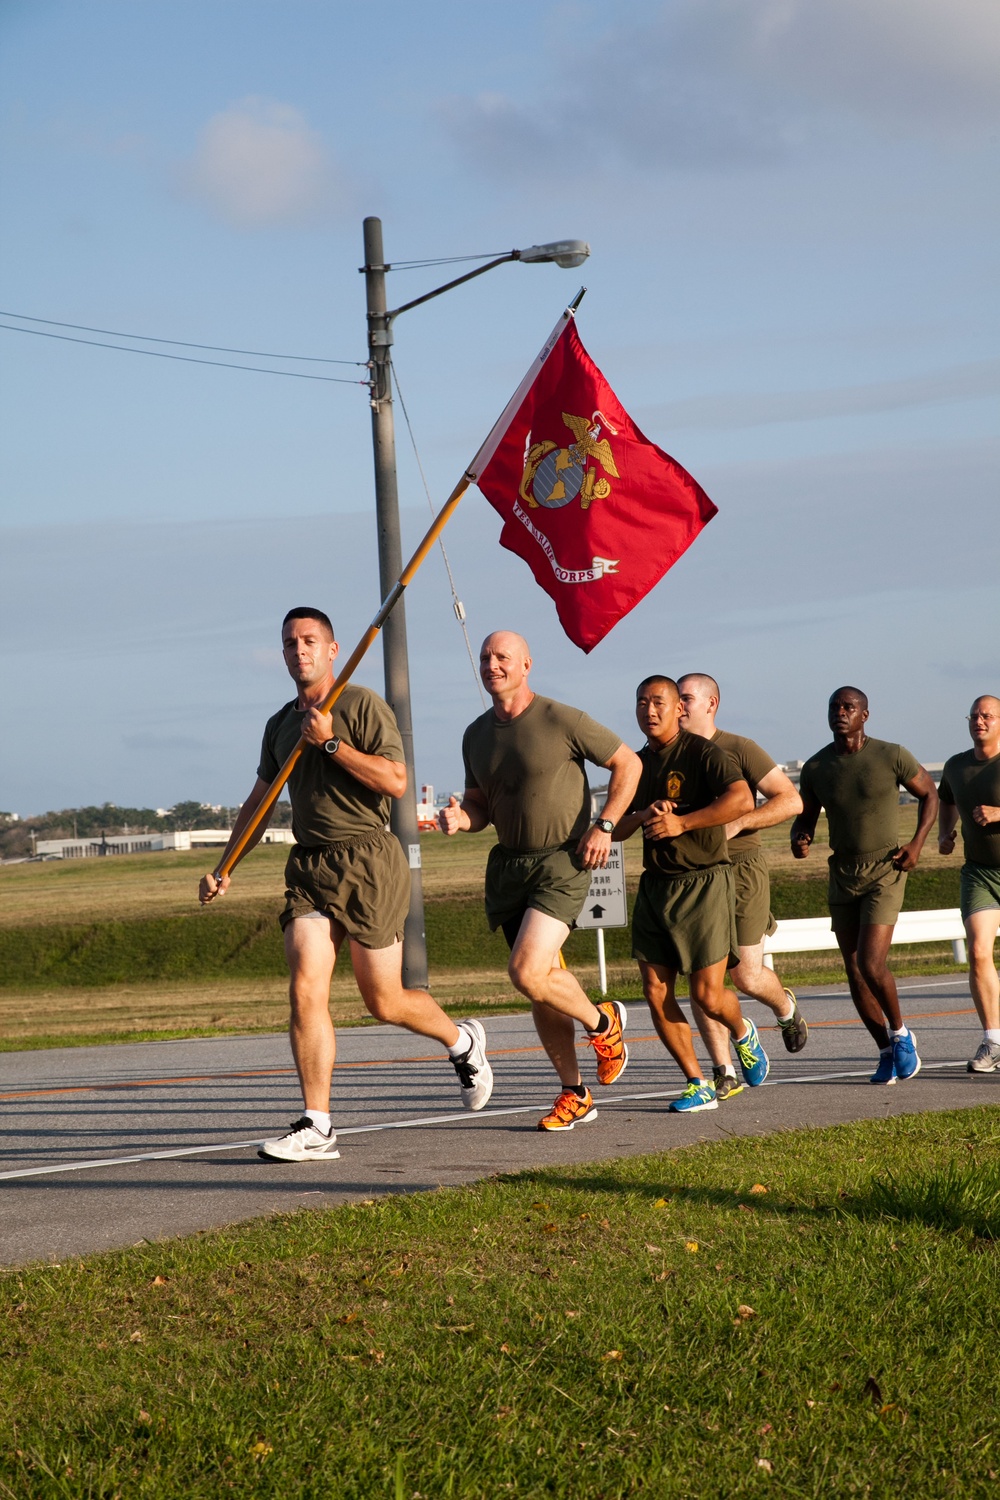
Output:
top-left (968, 714), bottom-right (999, 724)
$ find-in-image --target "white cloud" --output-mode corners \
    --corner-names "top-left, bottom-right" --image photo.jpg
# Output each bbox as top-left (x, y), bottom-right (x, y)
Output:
top-left (440, 0), bottom-right (1000, 177)
top-left (175, 97), bottom-right (351, 228)
top-left (645, 358), bottom-right (1000, 430)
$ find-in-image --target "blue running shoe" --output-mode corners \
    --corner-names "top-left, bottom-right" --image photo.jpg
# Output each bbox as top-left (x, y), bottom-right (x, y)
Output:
top-left (869, 1049), bottom-right (896, 1084)
top-left (734, 1018), bottom-right (770, 1087)
top-left (669, 1079), bottom-right (718, 1113)
top-left (892, 1030), bottom-right (921, 1081)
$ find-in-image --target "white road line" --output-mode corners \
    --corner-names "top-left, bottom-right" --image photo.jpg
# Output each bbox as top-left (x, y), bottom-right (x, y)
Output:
top-left (0, 1061), bottom-right (974, 1183)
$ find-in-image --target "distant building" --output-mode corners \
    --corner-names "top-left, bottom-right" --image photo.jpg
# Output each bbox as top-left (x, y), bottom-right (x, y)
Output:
top-left (35, 829), bottom-right (296, 859)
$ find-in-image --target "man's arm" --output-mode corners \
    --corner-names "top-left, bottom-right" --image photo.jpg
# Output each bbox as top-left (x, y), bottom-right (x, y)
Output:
top-left (972, 803), bottom-right (1000, 826)
top-left (198, 778), bottom-right (273, 904)
top-left (300, 706), bottom-right (406, 797)
top-left (938, 799), bottom-right (960, 855)
top-left (643, 779), bottom-right (753, 841)
top-left (893, 767), bottom-right (939, 871)
top-left (613, 804), bottom-right (655, 842)
top-left (576, 744), bottom-right (643, 871)
top-left (790, 785), bottom-right (822, 860)
top-left (439, 787), bottom-right (490, 835)
top-left (725, 766), bottom-right (802, 839)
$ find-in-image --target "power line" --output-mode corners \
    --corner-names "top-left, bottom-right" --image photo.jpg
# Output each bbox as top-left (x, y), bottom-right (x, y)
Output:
top-left (0, 310), bottom-right (365, 365)
top-left (0, 322), bottom-right (368, 384)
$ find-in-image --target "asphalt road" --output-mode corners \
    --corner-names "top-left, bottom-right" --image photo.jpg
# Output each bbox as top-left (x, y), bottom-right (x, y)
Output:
top-left (1, 976), bottom-right (993, 1267)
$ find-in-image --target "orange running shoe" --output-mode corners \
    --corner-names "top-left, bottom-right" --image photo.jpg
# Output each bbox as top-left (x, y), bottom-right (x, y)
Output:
top-left (537, 1087), bottom-right (597, 1131)
top-left (587, 1001), bottom-right (629, 1085)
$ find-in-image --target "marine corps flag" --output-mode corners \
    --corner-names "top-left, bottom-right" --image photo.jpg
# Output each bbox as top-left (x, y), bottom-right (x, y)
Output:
top-left (476, 317), bottom-right (717, 652)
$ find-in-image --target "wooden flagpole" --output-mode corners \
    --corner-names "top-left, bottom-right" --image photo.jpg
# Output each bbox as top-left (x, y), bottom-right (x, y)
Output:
top-left (212, 290), bottom-right (585, 886)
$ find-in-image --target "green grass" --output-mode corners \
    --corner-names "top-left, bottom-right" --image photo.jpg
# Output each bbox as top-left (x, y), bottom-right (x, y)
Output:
top-left (0, 869), bottom-right (963, 991)
top-left (3, 1108), bottom-right (1000, 1497)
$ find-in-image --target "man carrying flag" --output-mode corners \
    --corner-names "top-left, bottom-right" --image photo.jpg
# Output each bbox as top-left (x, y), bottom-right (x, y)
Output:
top-left (440, 630), bottom-right (641, 1130)
top-left (199, 607), bottom-right (493, 1162)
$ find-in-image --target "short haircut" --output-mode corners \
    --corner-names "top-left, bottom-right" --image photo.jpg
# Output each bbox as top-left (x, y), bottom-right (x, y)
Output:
top-left (677, 672), bottom-right (720, 705)
top-left (282, 607), bottom-right (334, 639)
top-left (972, 694), bottom-right (1000, 713)
top-left (830, 685), bottom-right (868, 711)
top-left (636, 675), bottom-right (678, 698)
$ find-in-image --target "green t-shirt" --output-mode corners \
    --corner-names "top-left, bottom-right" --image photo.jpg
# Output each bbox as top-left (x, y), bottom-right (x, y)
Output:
top-left (711, 729), bottom-right (777, 853)
top-left (798, 737), bottom-right (922, 856)
top-left (462, 695), bottom-right (622, 852)
top-left (632, 728), bottom-right (741, 877)
top-left (257, 684), bottom-right (404, 847)
top-left (939, 749), bottom-right (1000, 869)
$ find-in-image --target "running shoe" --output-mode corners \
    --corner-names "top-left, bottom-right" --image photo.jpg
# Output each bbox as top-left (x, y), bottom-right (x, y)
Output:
top-left (538, 1087), bottom-right (597, 1131)
top-left (734, 1018), bottom-right (770, 1087)
top-left (713, 1067), bottom-right (744, 1102)
top-left (451, 1019), bottom-right (494, 1111)
top-left (892, 1029), bottom-right (921, 1081)
top-left (587, 1001), bottom-right (628, 1085)
top-left (869, 1049), bottom-right (896, 1085)
top-left (258, 1117), bottom-right (340, 1163)
top-left (669, 1079), bottom-right (718, 1113)
top-left (968, 1040), bottom-right (1000, 1074)
top-left (778, 990), bottom-right (809, 1053)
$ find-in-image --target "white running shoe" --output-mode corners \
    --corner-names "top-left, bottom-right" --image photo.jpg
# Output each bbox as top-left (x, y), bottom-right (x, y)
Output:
top-left (968, 1039), bottom-right (1000, 1074)
top-left (258, 1116), bottom-right (340, 1162)
top-left (452, 1019), bottom-right (494, 1111)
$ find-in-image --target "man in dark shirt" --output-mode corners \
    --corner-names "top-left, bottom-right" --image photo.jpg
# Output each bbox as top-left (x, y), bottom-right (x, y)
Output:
top-left (199, 607), bottom-right (493, 1162)
top-left (615, 675), bottom-right (768, 1113)
top-left (938, 695), bottom-right (1000, 1072)
top-left (678, 672), bottom-right (806, 1100)
top-left (790, 686), bottom-right (937, 1084)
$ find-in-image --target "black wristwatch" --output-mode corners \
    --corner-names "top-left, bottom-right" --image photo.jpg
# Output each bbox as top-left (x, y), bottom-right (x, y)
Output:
top-left (323, 737), bottom-right (341, 756)
top-left (593, 817), bottom-right (615, 835)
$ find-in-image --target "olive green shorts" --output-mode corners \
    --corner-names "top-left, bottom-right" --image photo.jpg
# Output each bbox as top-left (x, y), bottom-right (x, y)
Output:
top-left (960, 862), bottom-right (1000, 920)
top-left (827, 846), bottom-right (906, 930)
top-left (484, 843), bottom-right (590, 932)
top-left (730, 847), bottom-right (777, 948)
top-left (631, 864), bottom-right (739, 976)
top-left (280, 830), bottom-right (409, 950)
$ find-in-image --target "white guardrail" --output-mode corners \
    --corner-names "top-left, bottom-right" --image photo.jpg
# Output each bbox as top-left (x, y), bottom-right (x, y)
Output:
top-left (762, 908), bottom-right (967, 968)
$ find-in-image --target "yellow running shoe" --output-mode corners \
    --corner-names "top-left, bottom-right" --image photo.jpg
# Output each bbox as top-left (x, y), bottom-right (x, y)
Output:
top-left (587, 1001), bottom-right (629, 1085)
top-left (537, 1087), bottom-right (598, 1131)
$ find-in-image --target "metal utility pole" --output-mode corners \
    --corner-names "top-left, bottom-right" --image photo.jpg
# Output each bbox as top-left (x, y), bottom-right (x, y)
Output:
top-left (360, 218), bottom-right (589, 988)
top-left (362, 216), bottom-right (428, 989)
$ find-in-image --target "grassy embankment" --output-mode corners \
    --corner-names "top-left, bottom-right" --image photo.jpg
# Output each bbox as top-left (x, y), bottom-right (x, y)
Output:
top-left (2, 1107), bottom-right (999, 1496)
top-left (0, 812), bottom-right (969, 1050)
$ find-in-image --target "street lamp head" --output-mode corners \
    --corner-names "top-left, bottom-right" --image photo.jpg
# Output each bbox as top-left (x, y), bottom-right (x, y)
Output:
top-left (516, 239), bottom-right (591, 269)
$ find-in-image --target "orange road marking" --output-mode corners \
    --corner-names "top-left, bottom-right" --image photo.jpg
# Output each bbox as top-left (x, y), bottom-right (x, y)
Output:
top-left (0, 1005), bottom-right (977, 1102)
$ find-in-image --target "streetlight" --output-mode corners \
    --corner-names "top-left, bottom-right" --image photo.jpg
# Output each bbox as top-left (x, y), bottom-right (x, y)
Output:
top-left (361, 218), bottom-right (590, 988)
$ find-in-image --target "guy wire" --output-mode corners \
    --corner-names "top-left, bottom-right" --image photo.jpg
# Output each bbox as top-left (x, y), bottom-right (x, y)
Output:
top-left (390, 360), bottom-right (487, 709)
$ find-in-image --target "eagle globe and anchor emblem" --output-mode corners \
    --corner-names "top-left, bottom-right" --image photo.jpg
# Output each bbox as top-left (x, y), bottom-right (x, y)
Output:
top-left (519, 410), bottom-right (620, 511)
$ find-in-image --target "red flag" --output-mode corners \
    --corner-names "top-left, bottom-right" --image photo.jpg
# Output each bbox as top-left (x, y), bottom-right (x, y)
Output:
top-left (476, 318), bottom-right (716, 652)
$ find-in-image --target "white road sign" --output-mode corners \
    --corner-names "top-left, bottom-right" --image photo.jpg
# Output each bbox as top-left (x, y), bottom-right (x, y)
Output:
top-left (576, 842), bottom-right (628, 929)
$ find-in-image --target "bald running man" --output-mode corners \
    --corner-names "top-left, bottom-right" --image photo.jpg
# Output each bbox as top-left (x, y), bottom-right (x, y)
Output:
top-left (677, 673), bottom-right (806, 1100)
top-left (441, 631), bottom-right (641, 1130)
top-left (790, 686), bottom-right (938, 1084)
top-left (938, 695), bottom-right (1000, 1073)
top-left (614, 675), bottom-right (769, 1113)
top-left (200, 607), bottom-right (493, 1162)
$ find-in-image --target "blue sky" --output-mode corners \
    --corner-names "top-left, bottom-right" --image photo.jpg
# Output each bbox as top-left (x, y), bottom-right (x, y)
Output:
top-left (1, 0), bottom-right (997, 815)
